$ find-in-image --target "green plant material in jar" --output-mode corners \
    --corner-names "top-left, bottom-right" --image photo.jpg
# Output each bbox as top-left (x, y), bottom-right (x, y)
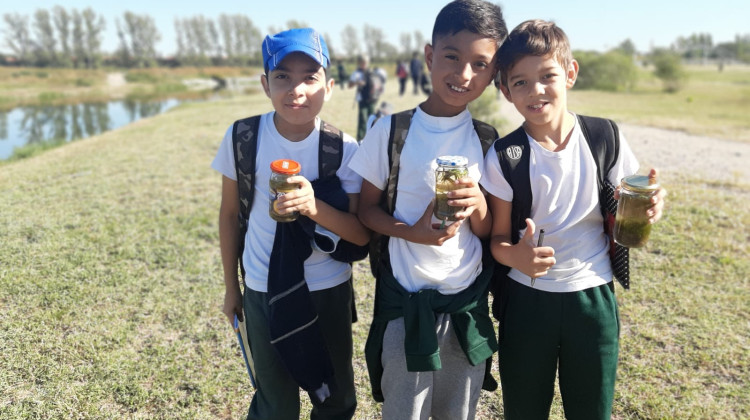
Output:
top-left (434, 156), bottom-right (468, 222)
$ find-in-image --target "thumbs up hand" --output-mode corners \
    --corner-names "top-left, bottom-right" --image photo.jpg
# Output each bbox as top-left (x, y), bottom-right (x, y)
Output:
top-left (517, 218), bottom-right (555, 279)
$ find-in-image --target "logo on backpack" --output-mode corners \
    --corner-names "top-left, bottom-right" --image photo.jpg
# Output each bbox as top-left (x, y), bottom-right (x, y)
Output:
top-left (360, 69), bottom-right (384, 105)
top-left (506, 145), bottom-right (523, 160)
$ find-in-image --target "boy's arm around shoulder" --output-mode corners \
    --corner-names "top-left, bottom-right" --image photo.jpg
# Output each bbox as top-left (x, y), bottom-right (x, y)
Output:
top-left (218, 175), bottom-right (243, 324)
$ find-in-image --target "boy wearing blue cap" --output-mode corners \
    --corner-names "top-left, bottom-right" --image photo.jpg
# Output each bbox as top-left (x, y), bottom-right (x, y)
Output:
top-left (212, 28), bottom-right (368, 420)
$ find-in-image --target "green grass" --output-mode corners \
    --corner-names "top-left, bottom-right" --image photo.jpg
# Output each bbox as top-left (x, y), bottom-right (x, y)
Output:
top-left (569, 64), bottom-right (750, 142)
top-left (1, 74), bottom-right (749, 419)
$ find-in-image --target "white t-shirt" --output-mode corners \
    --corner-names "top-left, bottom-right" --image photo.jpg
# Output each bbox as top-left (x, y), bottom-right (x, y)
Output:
top-left (211, 112), bottom-right (363, 292)
top-left (483, 114), bottom-right (639, 293)
top-left (349, 106), bottom-right (485, 295)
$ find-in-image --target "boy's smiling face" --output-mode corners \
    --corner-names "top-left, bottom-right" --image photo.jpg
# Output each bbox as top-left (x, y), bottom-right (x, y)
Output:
top-left (500, 54), bottom-right (578, 131)
top-left (422, 30), bottom-right (498, 117)
top-left (261, 52), bottom-right (333, 140)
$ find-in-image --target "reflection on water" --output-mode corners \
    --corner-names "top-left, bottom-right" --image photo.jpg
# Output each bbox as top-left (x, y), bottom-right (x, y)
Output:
top-left (0, 98), bottom-right (180, 160)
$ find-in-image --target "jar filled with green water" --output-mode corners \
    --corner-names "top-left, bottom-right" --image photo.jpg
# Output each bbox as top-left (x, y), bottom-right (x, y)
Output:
top-left (434, 155), bottom-right (468, 222)
top-left (614, 175), bottom-right (659, 247)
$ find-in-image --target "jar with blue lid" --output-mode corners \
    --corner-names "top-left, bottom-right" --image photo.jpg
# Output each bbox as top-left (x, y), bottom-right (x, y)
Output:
top-left (434, 155), bottom-right (468, 222)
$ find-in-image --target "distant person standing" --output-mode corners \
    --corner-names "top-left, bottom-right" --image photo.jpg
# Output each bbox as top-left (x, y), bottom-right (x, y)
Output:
top-left (409, 51), bottom-right (423, 95)
top-left (337, 60), bottom-right (348, 89)
top-left (396, 60), bottom-right (409, 96)
top-left (349, 55), bottom-right (385, 141)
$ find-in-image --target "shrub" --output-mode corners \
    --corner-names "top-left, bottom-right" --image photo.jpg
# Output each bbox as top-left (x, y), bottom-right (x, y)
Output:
top-left (468, 88), bottom-right (506, 133)
top-left (648, 49), bottom-right (687, 93)
top-left (575, 50), bottom-right (638, 92)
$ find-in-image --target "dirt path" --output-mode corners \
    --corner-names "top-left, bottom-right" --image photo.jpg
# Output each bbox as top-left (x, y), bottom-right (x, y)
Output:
top-left (499, 101), bottom-right (750, 185)
top-left (106, 72), bottom-right (126, 88)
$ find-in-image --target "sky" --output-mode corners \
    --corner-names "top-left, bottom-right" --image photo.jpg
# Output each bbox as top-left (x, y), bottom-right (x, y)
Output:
top-left (1, 0), bottom-right (747, 56)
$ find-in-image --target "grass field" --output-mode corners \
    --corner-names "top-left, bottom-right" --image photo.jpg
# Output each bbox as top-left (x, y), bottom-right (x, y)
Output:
top-left (1, 68), bottom-right (748, 419)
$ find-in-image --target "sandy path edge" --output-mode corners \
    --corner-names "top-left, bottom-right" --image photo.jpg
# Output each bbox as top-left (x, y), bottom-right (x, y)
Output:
top-left (498, 101), bottom-right (749, 185)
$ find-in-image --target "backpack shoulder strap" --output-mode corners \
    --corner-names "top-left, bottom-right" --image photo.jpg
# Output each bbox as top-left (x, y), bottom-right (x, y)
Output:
top-left (494, 126), bottom-right (531, 243)
top-left (577, 114), bottom-right (620, 189)
top-left (232, 115), bottom-right (261, 223)
top-left (319, 120), bottom-right (344, 178)
top-left (384, 108), bottom-right (415, 214)
top-left (472, 119), bottom-right (499, 155)
top-left (232, 114), bottom-right (261, 280)
top-left (577, 115), bottom-right (631, 289)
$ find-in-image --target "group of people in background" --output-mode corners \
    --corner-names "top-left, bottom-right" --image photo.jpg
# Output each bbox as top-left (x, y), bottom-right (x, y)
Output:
top-left (212, 1), bottom-right (667, 420)
top-left (396, 52), bottom-right (430, 96)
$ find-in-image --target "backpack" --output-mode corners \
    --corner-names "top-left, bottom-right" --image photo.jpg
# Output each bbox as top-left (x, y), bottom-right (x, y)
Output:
top-left (367, 109), bottom-right (499, 281)
top-left (360, 69), bottom-right (384, 105)
top-left (490, 115), bottom-right (630, 319)
top-left (231, 115), bottom-right (368, 279)
top-left (397, 63), bottom-right (408, 79)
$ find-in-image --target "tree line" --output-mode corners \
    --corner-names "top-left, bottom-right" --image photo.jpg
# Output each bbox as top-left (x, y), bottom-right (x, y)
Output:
top-left (1, 7), bottom-right (427, 68)
top-left (2, 7), bottom-right (750, 69)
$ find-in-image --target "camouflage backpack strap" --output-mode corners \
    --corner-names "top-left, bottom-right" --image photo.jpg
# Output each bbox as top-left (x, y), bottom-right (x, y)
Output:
top-left (231, 115), bottom-right (261, 278)
top-left (385, 109), bottom-right (416, 213)
top-left (578, 115), bottom-right (630, 289)
top-left (319, 120), bottom-right (344, 178)
top-left (368, 108), bottom-right (415, 280)
top-left (472, 118), bottom-right (500, 155)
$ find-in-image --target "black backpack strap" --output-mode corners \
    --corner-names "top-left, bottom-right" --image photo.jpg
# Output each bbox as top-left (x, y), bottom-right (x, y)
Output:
top-left (577, 115), bottom-right (630, 289)
top-left (472, 119), bottom-right (500, 155)
top-left (232, 115), bottom-right (261, 279)
top-left (319, 120), bottom-right (344, 178)
top-left (494, 126), bottom-right (532, 244)
top-left (577, 115), bottom-right (619, 190)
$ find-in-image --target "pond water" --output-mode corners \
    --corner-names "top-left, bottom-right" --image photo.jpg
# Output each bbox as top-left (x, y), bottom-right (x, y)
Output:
top-left (0, 98), bottom-right (181, 160)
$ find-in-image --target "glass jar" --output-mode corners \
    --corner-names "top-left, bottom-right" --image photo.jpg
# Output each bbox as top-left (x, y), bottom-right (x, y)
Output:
top-left (269, 159), bottom-right (301, 223)
top-left (613, 174), bottom-right (659, 247)
top-left (434, 155), bottom-right (469, 222)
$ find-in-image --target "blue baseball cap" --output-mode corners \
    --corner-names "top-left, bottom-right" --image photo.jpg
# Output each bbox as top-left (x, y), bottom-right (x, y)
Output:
top-left (262, 28), bottom-right (330, 74)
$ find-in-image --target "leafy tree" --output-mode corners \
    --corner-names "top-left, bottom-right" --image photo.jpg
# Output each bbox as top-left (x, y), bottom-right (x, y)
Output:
top-left (71, 10), bottom-right (86, 68)
top-left (675, 32), bottom-right (712, 61)
top-left (649, 48), bottom-right (686, 92)
top-left (340, 25), bottom-right (359, 58)
top-left (33, 9), bottom-right (57, 66)
top-left (116, 12), bottom-right (161, 67)
top-left (575, 50), bottom-right (637, 92)
top-left (363, 24), bottom-right (385, 59)
top-left (81, 8), bottom-right (105, 68)
top-left (52, 6), bottom-right (72, 67)
top-left (399, 32), bottom-right (412, 56)
top-left (613, 38), bottom-right (637, 56)
top-left (413, 31), bottom-right (426, 53)
top-left (3, 13), bottom-right (32, 64)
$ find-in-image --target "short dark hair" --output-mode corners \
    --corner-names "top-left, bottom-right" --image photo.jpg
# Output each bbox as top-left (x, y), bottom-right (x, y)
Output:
top-left (431, 0), bottom-right (507, 46)
top-left (496, 19), bottom-right (573, 89)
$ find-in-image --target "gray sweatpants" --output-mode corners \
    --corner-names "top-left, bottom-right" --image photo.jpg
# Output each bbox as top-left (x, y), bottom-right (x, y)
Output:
top-left (380, 313), bottom-right (485, 420)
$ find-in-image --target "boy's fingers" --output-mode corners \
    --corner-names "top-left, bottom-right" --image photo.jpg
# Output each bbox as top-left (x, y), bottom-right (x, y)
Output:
top-left (522, 218), bottom-right (536, 244)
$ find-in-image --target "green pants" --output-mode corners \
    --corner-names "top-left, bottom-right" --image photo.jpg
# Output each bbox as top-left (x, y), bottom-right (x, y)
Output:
top-left (498, 280), bottom-right (619, 420)
top-left (357, 101), bottom-right (375, 141)
top-left (243, 281), bottom-right (356, 420)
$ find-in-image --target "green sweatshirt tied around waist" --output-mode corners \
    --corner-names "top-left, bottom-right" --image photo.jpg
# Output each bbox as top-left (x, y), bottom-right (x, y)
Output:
top-left (364, 258), bottom-right (498, 402)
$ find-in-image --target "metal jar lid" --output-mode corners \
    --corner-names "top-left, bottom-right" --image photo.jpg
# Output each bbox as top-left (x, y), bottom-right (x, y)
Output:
top-left (621, 174), bottom-right (659, 193)
top-left (436, 155), bottom-right (468, 167)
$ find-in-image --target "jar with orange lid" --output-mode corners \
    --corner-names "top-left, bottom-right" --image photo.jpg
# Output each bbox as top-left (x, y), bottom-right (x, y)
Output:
top-left (269, 159), bottom-right (301, 222)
